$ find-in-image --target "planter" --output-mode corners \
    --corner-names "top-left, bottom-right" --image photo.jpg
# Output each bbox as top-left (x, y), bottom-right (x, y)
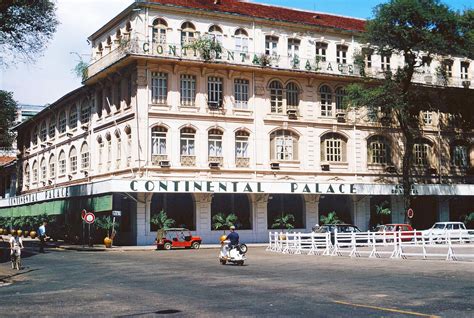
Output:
top-left (10, 229), bottom-right (17, 236)
top-left (23, 231), bottom-right (30, 238)
top-left (17, 229), bottom-right (23, 237)
top-left (104, 237), bottom-right (112, 248)
top-left (30, 231), bottom-right (37, 239)
top-left (0, 228), bottom-right (4, 235)
top-left (279, 234), bottom-right (287, 240)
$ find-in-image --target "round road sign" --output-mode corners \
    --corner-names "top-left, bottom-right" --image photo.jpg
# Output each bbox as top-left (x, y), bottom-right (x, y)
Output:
top-left (84, 212), bottom-right (95, 224)
top-left (407, 208), bottom-right (414, 219)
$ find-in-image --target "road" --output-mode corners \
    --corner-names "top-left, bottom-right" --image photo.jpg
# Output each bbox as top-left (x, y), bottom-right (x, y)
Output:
top-left (0, 246), bottom-right (473, 317)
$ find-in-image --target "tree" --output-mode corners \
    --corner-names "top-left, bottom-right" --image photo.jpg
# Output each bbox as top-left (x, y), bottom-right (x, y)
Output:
top-left (0, 0), bottom-right (59, 67)
top-left (212, 213), bottom-right (238, 233)
top-left (271, 213), bottom-right (295, 230)
top-left (320, 212), bottom-right (342, 225)
top-left (345, 0), bottom-right (474, 219)
top-left (0, 90), bottom-right (18, 147)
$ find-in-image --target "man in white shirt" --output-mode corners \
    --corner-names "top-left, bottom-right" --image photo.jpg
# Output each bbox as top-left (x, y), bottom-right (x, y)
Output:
top-left (38, 221), bottom-right (47, 253)
top-left (10, 231), bottom-right (24, 269)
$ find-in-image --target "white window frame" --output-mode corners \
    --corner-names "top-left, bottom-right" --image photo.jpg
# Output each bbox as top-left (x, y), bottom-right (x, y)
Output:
top-left (235, 29), bottom-right (249, 53)
top-left (207, 76), bottom-right (223, 109)
top-left (460, 62), bottom-right (469, 80)
top-left (453, 145), bottom-right (468, 167)
top-left (58, 112), bottom-right (67, 134)
top-left (180, 129), bottom-right (195, 156)
top-left (152, 127), bottom-right (167, 155)
top-left (316, 42), bottom-right (327, 62)
top-left (413, 143), bottom-right (429, 166)
top-left (381, 54), bottom-right (391, 71)
top-left (265, 36), bottom-right (278, 57)
top-left (320, 85), bottom-right (333, 117)
top-left (234, 79), bottom-right (249, 109)
top-left (235, 132), bottom-right (249, 159)
top-left (180, 74), bottom-right (196, 106)
top-left (49, 116), bottom-right (56, 138)
top-left (59, 152), bottom-right (66, 175)
top-left (69, 106), bottom-right (78, 129)
top-left (369, 138), bottom-right (388, 164)
top-left (151, 72), bottom-right (168, 104)
top-left (325, 138), bottom-right (343, 162)
top-left (70, 148), bottom-right (77, 174)
top-left (270, 81), bottom-right (283, 113)
top-left (288, 38), bottom-right (300, 59)
top-left (49, 156), bottom-right (55, 179)
top-left (336, 45), bottom-right (348, 64)
top-left (208, 130), bottom-right (223, 157)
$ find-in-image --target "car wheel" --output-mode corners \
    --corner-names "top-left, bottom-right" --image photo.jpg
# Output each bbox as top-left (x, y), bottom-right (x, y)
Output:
top-left (191, 241), bottom-right (200, 249)
top-left (163, 242), bottom-right (172, 250)
top-left (220, 259), bottom-right (226, 265)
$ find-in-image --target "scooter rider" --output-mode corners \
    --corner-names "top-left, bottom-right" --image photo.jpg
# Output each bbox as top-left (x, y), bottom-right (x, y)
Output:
top-left (226, 225), bottom-right (239, 249)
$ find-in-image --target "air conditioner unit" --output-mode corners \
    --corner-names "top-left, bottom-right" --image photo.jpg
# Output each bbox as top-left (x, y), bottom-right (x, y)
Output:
top-left (336, 112), bottom-right (346, 123)
top-left (46, 141), bottom-right (53, 146)
top-left (270, 162), bottom-right (280, 170)
top-left (462, 80), bottom-right (471, 88)
top-left (209, 161), bottom-right (221, 169)
top-left (66, 132), bottom-right (73, 137)
top-left (81, 123), bottom-right (89, 130)
top-left (287, 109), bottom-right (298, 120)
top-left (385, 165), bottom-right (397, 173)
top-left (321, 164), bottom-right (330, 171)
top-left (159, 160), bottom-right (171, 168)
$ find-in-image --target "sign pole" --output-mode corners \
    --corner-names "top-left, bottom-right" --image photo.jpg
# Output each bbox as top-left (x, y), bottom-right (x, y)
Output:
top-left (88, 223), bottom-right (91, 247)
top-left (82, 220), bottom-right (85, 248)
top-left (112, 216), bottom-right (116, 240)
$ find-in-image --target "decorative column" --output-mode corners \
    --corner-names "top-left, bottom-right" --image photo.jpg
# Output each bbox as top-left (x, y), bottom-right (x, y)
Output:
top-left (135, 193), bottom-right (152, 246)
top-left (437, 197), bottom-right (450, 222)
top-left (352, 196), bottom-right (371, 231)
top-left (194, 193), bottom-right (213, 243)
top-left (390, 195), bottom-right (405, 224)
top-left (304, 194), bottom-right (320, 232)
top-left (253, 194), bottom-right (269, 243)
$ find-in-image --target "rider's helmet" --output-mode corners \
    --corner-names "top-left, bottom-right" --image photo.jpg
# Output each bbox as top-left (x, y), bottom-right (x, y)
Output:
top-left (219, 235), bottom-right (227, 242)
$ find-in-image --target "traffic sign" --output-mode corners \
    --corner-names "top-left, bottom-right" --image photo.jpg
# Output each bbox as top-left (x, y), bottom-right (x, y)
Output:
top-left (81, 209), bottom-right (87, 220)
top-left (84, 212), bottom-right (95, 224)
top-left (407, 208), bottom-right (414, 219)
top-left (112, 210), bottom-right (122, 217)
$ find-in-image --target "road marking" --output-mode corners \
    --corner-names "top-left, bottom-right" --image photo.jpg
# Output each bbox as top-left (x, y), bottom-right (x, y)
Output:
top-left (333, 300), bottom-right (440, 317)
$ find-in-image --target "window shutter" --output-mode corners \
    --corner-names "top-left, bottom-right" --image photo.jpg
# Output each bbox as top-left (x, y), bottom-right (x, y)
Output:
top-left (270, 136), bottom-right (275, 160)
top-left (320, 139), bottom-right (325, 162)
top-left (342, 139), bottom-right (347, 162)
top-left (367, 141), bottom-right (373, 164)
top-left (293, 136), bottom-right (299, 160)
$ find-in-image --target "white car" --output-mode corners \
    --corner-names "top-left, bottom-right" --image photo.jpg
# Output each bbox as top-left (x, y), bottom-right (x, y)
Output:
top-left (422, 222), bottom-right (470, 242)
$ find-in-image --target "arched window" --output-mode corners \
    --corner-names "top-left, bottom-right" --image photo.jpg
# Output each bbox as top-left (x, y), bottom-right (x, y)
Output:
top-left (286, 82), bottom-right (299, 109)
top-left (81, 142), bottom-right (89, 170)
top-left (180, 128), bottom-right (196, 166)
top-left (115, 130), bottom-right (121, 169)
top-left (80, 101), bottom-right (91, 124)
top-left (212, 194), bottom-right (252, 229)
top-left (235, 130), bottom-right (250, 167)
top-left (368, 136), bottom-right (390, 165)
top-left (24, 163), bottom-right (30, 186)
top-left (69, 105), bottom-right (78, 129)
top-left (208, 129), bottom-right (223, 159)
top-left (235, 28), bottom-right (248, 52)
top-left (40, 122), bottom-right (47, 142)
top-left (181, 22), bottom-right (196, 45)
top-left (49, 154), bottom-right (55, 179)
top-left (152, 126), bottom-right (167, 156)
top-left (321, 133), bottom-right (347, 162)
top-left (49, 115), bottom-right (56, 138)
top-left (208, 25), bottom-right (223, 43)
top-left (270, 130), bottom-right (299, 161)
top-left (97, 136), bottom-right (104, 172)
top-left (58, 111), bottom-right (67, 134)
top-left (106, 133), bottom-right (112, 171)
top-left (32, 126), bottom-right (38, 146)
top-left (152, 18), bottom-right (167, 45)
top-left (335, 87), bottom-right (346, 113)
top-left (125, 126), bottom-right (132, 167)
top-left (413, 139), bottom-right (432, 166)
top-left (32, 160), bottom-right (38, 183)
top-left (69, 146), bottom-right (77, 174)
top-left (319, 85), bottom-right (333, 117)
top-left (40, 157), bottom-right (46, 181)
top-left (269, 80), bottom-right (283, 113)
top-left (452, 142), bottom-right (468, 168)
top-left (59, 150), bottom-right (66, 175)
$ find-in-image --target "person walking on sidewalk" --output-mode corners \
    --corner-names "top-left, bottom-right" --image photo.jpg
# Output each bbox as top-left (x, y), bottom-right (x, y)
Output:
top-left (38, 221), bottom-right (48, 253)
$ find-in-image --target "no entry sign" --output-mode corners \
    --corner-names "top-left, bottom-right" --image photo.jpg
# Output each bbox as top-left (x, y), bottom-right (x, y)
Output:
top-left (407, 208), bottom-right (414, 219)
top-left (84, 212), bottom-right (95, 224)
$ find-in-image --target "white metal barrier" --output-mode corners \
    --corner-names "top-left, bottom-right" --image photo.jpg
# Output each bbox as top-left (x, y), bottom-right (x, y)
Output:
top-left (267, 229), bottom-right (474, 261)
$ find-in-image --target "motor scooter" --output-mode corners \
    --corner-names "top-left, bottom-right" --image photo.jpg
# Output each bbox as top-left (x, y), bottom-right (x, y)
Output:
top-left (219, 240), bottom-right (247, 265)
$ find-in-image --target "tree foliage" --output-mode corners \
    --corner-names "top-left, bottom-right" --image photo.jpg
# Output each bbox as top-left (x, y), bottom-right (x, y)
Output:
top-left (150, 210), bottom-right (175, 230)
top-left (0, 0), bottom-right (59, 66)
top-left (212, 213), bottom-right (238, 232)
top-left (345, 0), bottom-right (474, 214)
top-left (0, 90), bottom-right (18, 147)
top-left (185, 36), bottom-right (223, 61)
top-left (320, 212), bottom-right (342, 225)
top-left (271, 213), bottom-right (295, 230)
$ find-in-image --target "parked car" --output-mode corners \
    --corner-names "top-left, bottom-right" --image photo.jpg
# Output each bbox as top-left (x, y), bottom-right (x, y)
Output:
top-left (421, 222), bottom-right (470, 242)
top-left (374, 224), bottom-right (414, 242)
top-left (155, 228), bottom-right (202, 250)
top-left (313, 224), bottom-right (361, 244)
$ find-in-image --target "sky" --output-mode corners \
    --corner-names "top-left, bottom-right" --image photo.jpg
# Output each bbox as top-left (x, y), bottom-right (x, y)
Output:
top-left (1, 0), bottom-right (472, 106)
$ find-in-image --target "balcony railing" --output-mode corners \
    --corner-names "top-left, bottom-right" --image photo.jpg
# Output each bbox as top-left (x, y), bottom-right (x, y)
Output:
top-left (181, 155), bottom-right (196, 167)
top-left (87, 39), bottom-right (471, 89)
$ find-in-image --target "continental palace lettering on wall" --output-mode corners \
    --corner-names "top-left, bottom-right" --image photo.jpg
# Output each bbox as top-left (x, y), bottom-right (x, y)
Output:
top-left (141, 43), bottom-right (357, 74)
top-left (129, 180), bottom-right (357, 194)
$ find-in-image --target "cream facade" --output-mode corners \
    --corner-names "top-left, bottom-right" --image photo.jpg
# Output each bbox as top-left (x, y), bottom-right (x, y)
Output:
top-left (3, 0), bottom-right (473, 245)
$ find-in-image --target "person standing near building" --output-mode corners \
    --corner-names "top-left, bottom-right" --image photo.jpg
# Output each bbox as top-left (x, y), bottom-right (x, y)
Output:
top-left (38, 221), bottom-right (47, 253)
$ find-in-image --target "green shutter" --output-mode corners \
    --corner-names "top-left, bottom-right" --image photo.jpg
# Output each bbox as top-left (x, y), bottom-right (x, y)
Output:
top-left (91, 195), bottom-right (113, 212)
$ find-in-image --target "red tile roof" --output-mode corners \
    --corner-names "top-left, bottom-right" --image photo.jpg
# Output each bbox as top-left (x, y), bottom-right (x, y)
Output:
top-left (0, 156), bottom-right (15, 166)
top-left (147, 0), bottom-right (366, 32)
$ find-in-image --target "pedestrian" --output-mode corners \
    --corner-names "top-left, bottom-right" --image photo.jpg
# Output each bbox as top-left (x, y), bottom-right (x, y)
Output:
top-left (38, 220), bottom-right (48, 253)
top-left (9, 231), bottom-right (24, 269)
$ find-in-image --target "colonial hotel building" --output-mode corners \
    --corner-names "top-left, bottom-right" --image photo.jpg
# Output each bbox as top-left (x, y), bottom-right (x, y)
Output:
top-left (1, 0), bottom-right (473, 244)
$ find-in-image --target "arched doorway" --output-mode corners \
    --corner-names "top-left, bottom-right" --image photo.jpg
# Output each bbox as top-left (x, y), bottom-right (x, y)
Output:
top-left (318, 195), bottom-right (352, 224)
top-left (267, 194), bottom-right (305, 229)
top-left (150, 193), bottom-right (195, 230)
top-left (211, 194), bottom-right (252, 229)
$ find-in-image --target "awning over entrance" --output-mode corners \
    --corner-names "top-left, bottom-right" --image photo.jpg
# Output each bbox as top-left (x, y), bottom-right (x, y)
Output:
top-left (0, 195), bottom-right (112, 218)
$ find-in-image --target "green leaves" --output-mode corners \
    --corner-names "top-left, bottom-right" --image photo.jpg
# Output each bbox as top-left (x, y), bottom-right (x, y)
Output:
top-left (185, 36), bottom-right (223, 61)
top-left (150, 210), bottom-right (175, 230)
top-left (0, 90), bottom-right (18, 147)
top-left (212, 213), bottom-right (238, 231)
top-left (271, 213), bottom-right (295, 230)
top-left (320, 212), bottom-right (342, 225)
top-left (95, 216), bottom-right (119, 237)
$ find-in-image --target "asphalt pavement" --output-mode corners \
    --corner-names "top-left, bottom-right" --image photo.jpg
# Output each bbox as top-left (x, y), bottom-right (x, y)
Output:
top-left (0, 245), bottom-right (473, 317)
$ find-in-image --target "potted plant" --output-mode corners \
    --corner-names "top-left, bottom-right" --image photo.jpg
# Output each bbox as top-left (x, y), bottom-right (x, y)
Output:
top-left (271, 213), bottom-right (296, 240)
top-left (185, 36), bottom-right (223, 62)
top-left (150, 210), bottom-right (176, 244)
top-left (375, 201), bottom-right (392, 226)
top-left (212, 213), bottom-right (238, 242)
top-left (95, 216), bottom-right (119, 248)
top-left (320, 211), bottom-right (342, 225)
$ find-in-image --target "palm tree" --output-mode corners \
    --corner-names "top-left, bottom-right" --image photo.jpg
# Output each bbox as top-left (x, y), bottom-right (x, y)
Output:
top-left (150, 210), bottom-right (175, 230)
top-left (375, 201), bottom-right (391, 225)
top-left (271, 213), bottom-right (295, 230)
top-left (212, 213), bottom-right (238, 233)
top-left (320, 211), bottom-right (342, 225)
top-left (95, 216), bottom-right (119, 238)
